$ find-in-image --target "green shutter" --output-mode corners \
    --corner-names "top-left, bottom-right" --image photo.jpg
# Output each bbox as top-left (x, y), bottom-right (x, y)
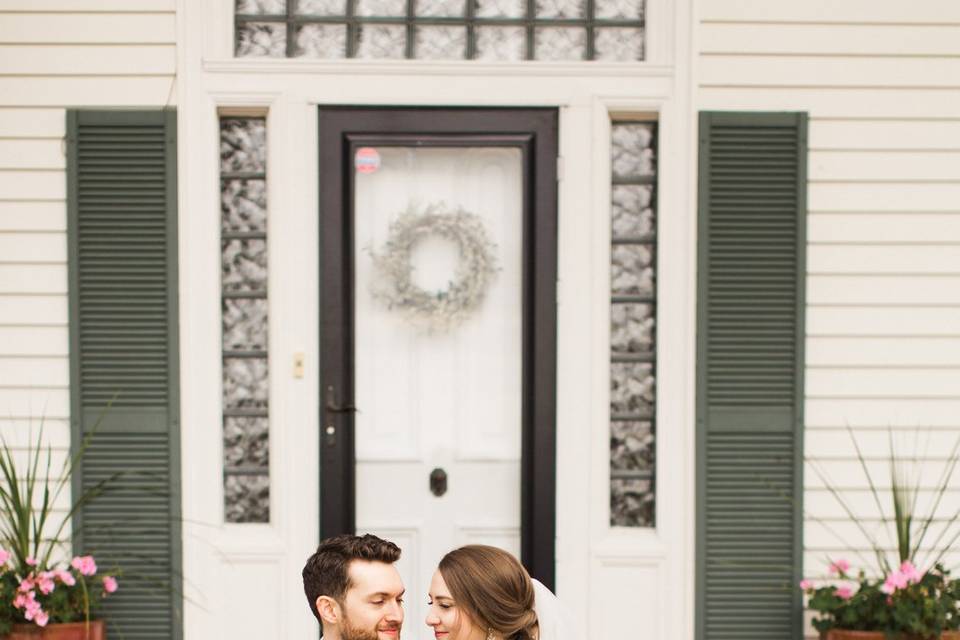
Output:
top-left (66, 110), bottom-right (182, 639)
top-left (696, 112), bottom-right (807, 640)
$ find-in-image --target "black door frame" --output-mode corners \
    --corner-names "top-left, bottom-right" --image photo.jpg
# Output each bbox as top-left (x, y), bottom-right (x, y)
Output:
top-left (318, 106), bottom-right (558, 588)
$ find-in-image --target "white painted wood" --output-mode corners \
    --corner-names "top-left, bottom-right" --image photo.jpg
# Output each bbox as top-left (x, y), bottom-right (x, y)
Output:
top-left (809, 120), bottom-right (960, 151)
top-left (808, 337), bottom-right (960, 367)
top-left (808, 275), bottom-right (960, 305)
top-left (809, 213), bottom-right (960, 243)
top-left (591, 560), bottom-right (664, 640)
top-left (808, 245), bottom-right (960, 275)
top-left (808, 306), bottom-right (960, 337)
top-left (0, 233), bottom-right (66, 263)
top-left (0, 45), bottom-right (176, 75)
top-left (0, 77), bottom-right (176, 107)
top-left (809, 151), bottom-right (960, 182)
top-left (699, 0), bottom-right (960, 23)
top-left (0, 14), bottom-right (175, 44)
top-left (0, 171), bottom-right (64, 200)
top-left (806, 458), bottom-right (957, 490)
top-left (701, 55), bottom-right (960, 88)
top-left (700, 23), bottom-right (960, 56)
top-left (806, 398), bottom-right (960, 429)
top-left (0, 295), bottom-right (66, 326)
top-left (0, 140), bottom-right (65, 170)
top-left (0, 108), bottom-right (65, 137)
top-left (807, 427), bottom-right (960, 458)
top-left (0, 357), bottom-right (69, 386)
top-left (0, 0), bottom-right (173, 9)
top-left (0, 327), bottom-right (67, 355)
top-left (0, 204), bottom-right (65, 232)
top-left (699, 87), bottom-right (960, 118)
top-left (0, 388), bottom-right (69, 418)
top-left (0, 264), bottom-right (66, 294)
top-left (807, 368), bottom-right (960, 398)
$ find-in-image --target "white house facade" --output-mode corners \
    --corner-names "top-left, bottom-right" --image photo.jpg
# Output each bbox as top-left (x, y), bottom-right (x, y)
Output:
top-left (0, 1), bottom-right (958, 639)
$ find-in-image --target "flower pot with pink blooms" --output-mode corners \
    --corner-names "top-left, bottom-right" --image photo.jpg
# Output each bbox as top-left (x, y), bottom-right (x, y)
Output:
top-left (0, 420), bottom-right (121, 638)
top-left (799, 429), bottom-right (960, 640)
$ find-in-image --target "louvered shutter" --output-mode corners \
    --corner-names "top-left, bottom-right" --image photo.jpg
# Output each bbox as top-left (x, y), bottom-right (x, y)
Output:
top-left (66, 110), bottom-right (182, 639)
top-left (696, 112), bottom-right (807, 640)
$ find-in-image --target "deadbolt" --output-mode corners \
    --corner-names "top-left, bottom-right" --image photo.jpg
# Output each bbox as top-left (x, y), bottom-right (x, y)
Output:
top-left (430, 468), bottom-right (447, 497)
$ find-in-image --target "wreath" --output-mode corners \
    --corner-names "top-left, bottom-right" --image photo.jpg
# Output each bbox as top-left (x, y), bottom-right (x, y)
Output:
top-left (369, 203), bottom-right (498, 330)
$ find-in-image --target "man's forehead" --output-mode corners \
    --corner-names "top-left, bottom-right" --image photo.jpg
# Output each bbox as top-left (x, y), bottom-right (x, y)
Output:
top-left (347, 559), bottom-right (404, 595)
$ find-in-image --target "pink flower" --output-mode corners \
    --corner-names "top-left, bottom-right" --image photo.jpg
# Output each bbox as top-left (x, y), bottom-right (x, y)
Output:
top-left (799, 579), bottom-right (813, 590)
top-left (0, 549), bottom-right (10, 566)
top-left (102, 576), bottom-right (118, 594)
top-left (71, 555), bottom-right (97, 576)
top-left (34, 610), bottom-right (49, 627)
top-left (900, 561), bottom-right (922, 585)
top-left (36, 573), bottom-right (55, 595)
top-left (25, 557), bottom-right (37, 567)
top-left (17, 577), bottom-right (34, 593)
top-left (828, 559), bottom-right (851, 575)
top-left (55, 569), bottom-right (75, 586)
top-left (13, 594), bottom-right (26, 608)
top-left (836, 584), bottom-right (855, 600)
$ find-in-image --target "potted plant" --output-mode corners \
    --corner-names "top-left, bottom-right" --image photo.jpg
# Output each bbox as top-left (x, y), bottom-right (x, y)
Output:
top-left (801, 429), bottom-right (960, 640)
top-left (0, 423), bottom-right (120, 639)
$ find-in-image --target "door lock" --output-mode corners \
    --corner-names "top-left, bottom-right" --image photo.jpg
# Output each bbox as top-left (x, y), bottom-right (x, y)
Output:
top-left (430, 468), bottom-right (447, 497)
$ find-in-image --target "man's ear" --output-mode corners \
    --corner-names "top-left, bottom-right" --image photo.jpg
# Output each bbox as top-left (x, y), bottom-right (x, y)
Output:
top-left (316, 595), bottom-right (341, 625)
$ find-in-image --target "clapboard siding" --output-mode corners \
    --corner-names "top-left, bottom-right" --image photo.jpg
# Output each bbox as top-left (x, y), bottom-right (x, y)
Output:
top-left (0, 2), bottom-right (176, 538)
top-left (697, 4), bottom-right (960, 637)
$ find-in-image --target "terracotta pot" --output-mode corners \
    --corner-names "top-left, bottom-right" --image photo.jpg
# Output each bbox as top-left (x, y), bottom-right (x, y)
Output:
top-left (5, 621), bottom-right (105, 640)
top-left (824, 630), bottom-right (960, 640)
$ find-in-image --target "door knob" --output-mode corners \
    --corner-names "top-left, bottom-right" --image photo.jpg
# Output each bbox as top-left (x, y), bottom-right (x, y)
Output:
top-left (430, 468), bottom-right (447, 497)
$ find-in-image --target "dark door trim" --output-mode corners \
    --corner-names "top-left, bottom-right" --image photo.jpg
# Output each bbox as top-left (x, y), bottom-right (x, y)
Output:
top-left (318, 107), bottom-right (558, 589)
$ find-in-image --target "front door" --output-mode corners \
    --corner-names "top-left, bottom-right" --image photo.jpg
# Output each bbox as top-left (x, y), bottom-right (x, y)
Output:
top-left (318, 108), bottom-right (557, 636)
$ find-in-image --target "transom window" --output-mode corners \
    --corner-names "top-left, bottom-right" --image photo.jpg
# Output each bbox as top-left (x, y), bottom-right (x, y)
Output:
top-left (235, 0), bottom-right (644, 60)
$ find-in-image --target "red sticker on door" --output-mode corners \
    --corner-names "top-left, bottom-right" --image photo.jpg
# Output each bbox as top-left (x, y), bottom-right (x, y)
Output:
top-left (355, 147), bottom-right (381, 174)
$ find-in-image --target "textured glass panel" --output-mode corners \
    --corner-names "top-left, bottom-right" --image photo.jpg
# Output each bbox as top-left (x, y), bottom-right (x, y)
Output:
top-left (415, 26), bottom-right (466, 59)
top-left (612, 185), bottom-right (653, 238)
top-left (356, 0), bottom-right (406, 16)
top-left (296, 0), bottom-right (346, 14)
top-left (476, 0), bottom-right (525, 18)
top-left (295, 24), bottom-right (348, 57)
top-left (611, 477), bottom-right (654, 527)
top-left (220, 120), bottom-right (266, 174)
top-left (596, 0), bottom-right (642, 19)
top-left (222, 179), bottom-right (267, 233)
top-left (536, 0), bottom-right (585, 18)
top-left (222, 239), bottom-right (268, 292)
top-left (610, 362), bottom-right (654, 415)
top-left (236, 22), bottom-right (287, 57)
top-left (612, 123), bottom-right (655, 178)
top-left (611, 303), bottom-right (653, 354)
top-left (534, 27), bottom-right (586, 61)
top-left (611, 244), bottom-right (653, 296)
top-left (237, 0), bottom-right (286, 13)
top-left (223, 298), bottom-right (268, 351)
top-left (595, 27), bottom-right (643, 61)
top-left (225, 474), bottom-right (270, 523)
top-left (223, 357), bottom-right (269, 410)
top-left (611, 421), bottom-right (653, 472)
top-left (475, 26), bottom-right (526, 61)
top-left (418, 0), bottom-right (465, 17)
top-left (224, 417), bottom-right (270, 468)
top-left (356, 24), bottom-right (407, 58)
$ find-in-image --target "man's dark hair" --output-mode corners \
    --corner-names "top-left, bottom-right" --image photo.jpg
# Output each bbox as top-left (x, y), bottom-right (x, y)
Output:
top-left (302, 533), bottom-right (402, 625)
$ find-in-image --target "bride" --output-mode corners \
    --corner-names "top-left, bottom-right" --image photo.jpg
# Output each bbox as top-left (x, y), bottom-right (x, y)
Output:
top-left (425, 545), bottom-right (561, 640)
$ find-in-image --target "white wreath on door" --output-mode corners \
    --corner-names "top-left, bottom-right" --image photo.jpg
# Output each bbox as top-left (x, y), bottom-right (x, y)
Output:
top-left (369, 202), bottom-right (498, 330)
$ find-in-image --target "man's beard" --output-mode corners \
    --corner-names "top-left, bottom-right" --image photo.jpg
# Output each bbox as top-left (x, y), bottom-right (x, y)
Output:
top-left (340, 612), bottom-right (400, 640)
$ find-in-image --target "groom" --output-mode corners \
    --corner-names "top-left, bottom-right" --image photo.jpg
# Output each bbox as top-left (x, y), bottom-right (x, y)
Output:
top-left (302, 533), bottom-right (406, 640)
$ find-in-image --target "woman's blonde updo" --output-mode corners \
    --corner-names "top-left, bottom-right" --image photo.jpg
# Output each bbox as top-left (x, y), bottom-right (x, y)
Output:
top-left (438, 545), bottom-right (540, 640)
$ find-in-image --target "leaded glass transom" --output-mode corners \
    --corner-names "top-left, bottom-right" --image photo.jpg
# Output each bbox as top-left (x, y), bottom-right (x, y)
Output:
top-left (235, 0), bottom-right (644, 60)
top-left (221, 117), bottom-right (270, 524)
top-left (609, 119), bottom-right (656, 528)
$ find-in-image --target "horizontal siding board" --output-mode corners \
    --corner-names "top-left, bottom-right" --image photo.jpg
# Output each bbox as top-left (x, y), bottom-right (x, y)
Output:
top-left (0, 233), bottom-right (66, 262)
top-left (809, 151), bottom-right (960, 182)
top-left (0, 45), bottom-right (175, 76)
top-left (0, 202), bottom-right (66, 231)
top-left (701, 55), bottom-right (960, 89)
top-left (806, 428), bottom-right (960, 459)
top-left (808, 245), bottom-right (960, 275)
top-left (699, 0), bottom-right (960, 23)
top-left (699, 88), bottom-right (960, 119)
top-left (806, 398), bottom-right (960, 428)
top-left (0, 1), bottom-right (173, 9)
top-left (0, 78), bottom-right (176, 107)
top-left (0, 326), bottom-right (68, 355)
top-left (0, 388), bottom-right (69, 418)
top-left (807, 368), bottom-right (960, 397)
top-left (805, 458), bottom-right (957, 491)
top-left (0, 108), bottom-right (65, 137)
top-left (0, 264), bottom-right (67, 293)
top-left (809, 213), bottom-right (960, 243)
top-left (0, 356), bottom-right (69, 385)
top-left (807, 337), bottom-right (960, 366)
top-left (808, 274), bottom-right (960, 305)
top-left (809, 120), bottom-right (960, 151)
top-left (0, 14), bottom-right (175, 44)
top-left (0, 170), bottom-right (65, 200)
top-left (700, 23), bottom-right (960, 56)
top-left (809, 183), bottom-right (960, 212)
top-left (0, 140), bottom-right (65, 169)
top-left (0, 294), bottom-right (67, 325)
top-left (808, 306), bottom-right (960, 337)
